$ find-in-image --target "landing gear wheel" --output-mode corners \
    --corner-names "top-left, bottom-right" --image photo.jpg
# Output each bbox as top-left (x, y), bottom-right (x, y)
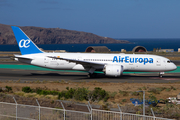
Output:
top-left (159, 72), bottom-right (164, 78)
top-left (88, 73), bottom-right (97, 78)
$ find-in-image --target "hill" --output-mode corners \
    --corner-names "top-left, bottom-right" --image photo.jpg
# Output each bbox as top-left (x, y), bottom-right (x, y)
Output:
top-left (0, 24), bottom-right (129, 44)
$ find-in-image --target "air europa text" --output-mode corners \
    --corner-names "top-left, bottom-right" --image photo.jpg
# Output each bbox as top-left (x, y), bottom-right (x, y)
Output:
top-left (113, 56), bottom-right (153, 65)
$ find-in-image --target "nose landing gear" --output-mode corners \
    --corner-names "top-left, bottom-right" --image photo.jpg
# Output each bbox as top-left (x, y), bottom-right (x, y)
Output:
top-left (159, 72), bottom-right (164, 78)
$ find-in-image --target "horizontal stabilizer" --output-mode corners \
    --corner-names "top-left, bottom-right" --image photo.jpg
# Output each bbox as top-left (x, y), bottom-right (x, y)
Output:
top-left (14, 55), bottom-right (33, 60)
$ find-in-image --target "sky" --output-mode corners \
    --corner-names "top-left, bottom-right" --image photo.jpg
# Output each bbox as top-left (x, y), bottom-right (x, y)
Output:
top-left (0, 0), bottom-right (180, 39)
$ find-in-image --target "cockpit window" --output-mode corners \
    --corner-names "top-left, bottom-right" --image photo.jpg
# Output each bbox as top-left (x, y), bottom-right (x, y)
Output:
top-left (167, 60), bottom-right (172, 63)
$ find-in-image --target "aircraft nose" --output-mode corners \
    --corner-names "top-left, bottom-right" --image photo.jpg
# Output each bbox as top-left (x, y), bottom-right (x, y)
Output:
top-left (172, 63), bottom-right (177, 70)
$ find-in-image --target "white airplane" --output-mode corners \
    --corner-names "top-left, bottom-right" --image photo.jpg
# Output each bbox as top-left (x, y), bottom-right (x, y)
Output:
top-left (11, 26), bottom-right (177, 78)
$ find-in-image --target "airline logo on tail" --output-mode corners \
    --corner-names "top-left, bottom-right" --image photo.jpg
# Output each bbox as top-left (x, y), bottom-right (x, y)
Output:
top-left (19, 39), bottom-right (31, 48)
top-left (11, 26), bottom-right (43, 55)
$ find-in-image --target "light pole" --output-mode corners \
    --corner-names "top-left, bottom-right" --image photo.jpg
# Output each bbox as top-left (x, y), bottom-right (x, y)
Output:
top-left (136, 91), bottom-right (145, 118)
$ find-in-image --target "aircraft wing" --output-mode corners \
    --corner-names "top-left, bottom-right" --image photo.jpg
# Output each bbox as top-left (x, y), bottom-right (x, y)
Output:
top-left (47, 56), bottom-right (105, 66)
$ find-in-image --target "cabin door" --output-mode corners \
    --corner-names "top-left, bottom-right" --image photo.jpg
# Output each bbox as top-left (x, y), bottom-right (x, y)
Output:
top-left (129, 63), bottom-right (138, 70)
top-left (77, 56), bottom-right (83, 61)
top-left (156, 58), bottom-right (161, 66)
top-left (44, 57), bottom-right (49, 63)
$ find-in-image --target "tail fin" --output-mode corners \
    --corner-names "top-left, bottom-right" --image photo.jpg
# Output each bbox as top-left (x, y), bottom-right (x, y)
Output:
top-left (11, 26), bottom-right (43, 55)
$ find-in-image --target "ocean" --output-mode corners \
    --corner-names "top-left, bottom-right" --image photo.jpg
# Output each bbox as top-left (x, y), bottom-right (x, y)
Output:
top-left (0, 39), bottom-right (180, 52)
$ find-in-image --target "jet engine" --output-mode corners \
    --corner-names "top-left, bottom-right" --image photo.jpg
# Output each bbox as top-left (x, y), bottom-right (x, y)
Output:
top-left (103, 64), bottom-right (123, 77)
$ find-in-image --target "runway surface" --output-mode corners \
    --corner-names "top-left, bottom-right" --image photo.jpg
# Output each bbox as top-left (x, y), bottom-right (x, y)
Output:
top-left (0, 61), bottom-right (180, 83)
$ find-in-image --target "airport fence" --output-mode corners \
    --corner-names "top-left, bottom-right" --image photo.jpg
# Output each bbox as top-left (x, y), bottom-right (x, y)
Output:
top-left (0, 99), bottom-right (173, 120)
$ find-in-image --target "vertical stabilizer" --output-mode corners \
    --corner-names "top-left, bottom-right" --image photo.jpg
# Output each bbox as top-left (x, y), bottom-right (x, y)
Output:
top-left (11, 26), bottom-right (43, 55)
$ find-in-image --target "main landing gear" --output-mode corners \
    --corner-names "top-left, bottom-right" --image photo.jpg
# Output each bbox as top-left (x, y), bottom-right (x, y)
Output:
top-left (88, 67), bottom-right (96, 78)
top-left (88, 73), bottom-right (98, 78)
top-left (159, 72), bottom-right (164, 78)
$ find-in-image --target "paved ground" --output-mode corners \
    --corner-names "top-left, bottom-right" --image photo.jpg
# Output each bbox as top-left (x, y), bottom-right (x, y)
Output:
top-left (0, 66), bottom-right (180, 83)
top-left (0, 59), bottom-right (180, 83)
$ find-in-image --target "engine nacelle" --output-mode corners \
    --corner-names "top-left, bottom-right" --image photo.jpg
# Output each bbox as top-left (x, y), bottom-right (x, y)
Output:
top-left (104, 64), bottom-right (123, 77)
